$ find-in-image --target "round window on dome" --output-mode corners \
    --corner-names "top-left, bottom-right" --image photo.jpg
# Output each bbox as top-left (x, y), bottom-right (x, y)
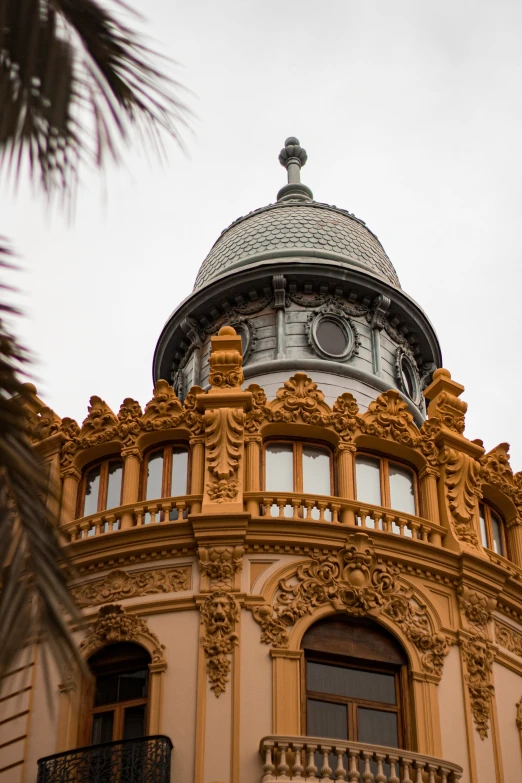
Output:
top-left (396, 349), bottom-right (421, 405)
top-left (310, 313), bottom-right (355, 361)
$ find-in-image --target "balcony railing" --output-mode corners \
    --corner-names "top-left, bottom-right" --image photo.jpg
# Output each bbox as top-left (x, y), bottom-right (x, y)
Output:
top-left (246, 493), bottom-right (445, 547)
top-left (37, 735), bottom-right (173, 783)
top-left (259, 736), bottom-right (462, 782)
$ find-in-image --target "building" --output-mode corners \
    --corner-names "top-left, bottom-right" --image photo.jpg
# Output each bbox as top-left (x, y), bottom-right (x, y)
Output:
top-left (2, 137), bottom-right (522, 783)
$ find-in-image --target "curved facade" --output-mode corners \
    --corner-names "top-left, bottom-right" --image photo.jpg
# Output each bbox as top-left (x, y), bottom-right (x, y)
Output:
top-left (4, 140), bottom-right (522, 783)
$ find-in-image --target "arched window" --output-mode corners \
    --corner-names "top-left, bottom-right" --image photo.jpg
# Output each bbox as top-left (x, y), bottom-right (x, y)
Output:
top-left (78, 458), bottom-right (124, 527)
top-left (355, 454), bottom-right (418, 531)
top-left (264, 441), bottom-right (334, 519)
top-left (302, 615), bottom-right (409, 749)
top-left (141, 444), bottom-right (189, 520)
top-left (87, 643), bottom-right (151, 745)
top-left (479, 502), bottom-right (507, 557)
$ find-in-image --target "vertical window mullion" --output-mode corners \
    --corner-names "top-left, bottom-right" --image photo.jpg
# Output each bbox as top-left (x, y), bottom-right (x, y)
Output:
top-left (295, 443), bottom-right (302, 494)
top-left (163, 447), bottom-right (172, 498)
top-left (381, 459), bottom-right (390, 508)
top-left (99, 462), bottom-right (109, 512)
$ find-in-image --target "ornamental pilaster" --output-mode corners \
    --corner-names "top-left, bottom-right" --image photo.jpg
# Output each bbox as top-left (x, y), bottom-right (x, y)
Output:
top-left (59, 466), bottom-right (81, 525)
top-left (120, 445), bottom-right (143, 529)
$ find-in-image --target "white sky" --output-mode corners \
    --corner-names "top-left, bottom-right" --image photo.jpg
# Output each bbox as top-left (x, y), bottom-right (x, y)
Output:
top-left (2, 0), bottom-right (522, 468)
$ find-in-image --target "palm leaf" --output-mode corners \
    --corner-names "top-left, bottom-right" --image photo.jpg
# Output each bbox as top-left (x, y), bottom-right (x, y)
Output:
top-left (0, 0), bottom-right (190, 198)
top-left (0, 240), bottom-right (86, 682)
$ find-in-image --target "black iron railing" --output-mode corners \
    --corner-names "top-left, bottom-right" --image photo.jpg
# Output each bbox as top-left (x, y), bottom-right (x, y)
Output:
top-left (37, 735), bottom-right (173, 783)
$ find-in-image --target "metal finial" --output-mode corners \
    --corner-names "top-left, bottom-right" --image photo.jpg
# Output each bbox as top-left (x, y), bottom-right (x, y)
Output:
top-left (277, 137), bottom-right (313, 203)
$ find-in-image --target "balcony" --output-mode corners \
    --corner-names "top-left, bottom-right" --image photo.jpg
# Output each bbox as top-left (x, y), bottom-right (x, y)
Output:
top-left (259, 736), bottom-right (463, 783)
top-left (37, 736), bottom-right (173, 783)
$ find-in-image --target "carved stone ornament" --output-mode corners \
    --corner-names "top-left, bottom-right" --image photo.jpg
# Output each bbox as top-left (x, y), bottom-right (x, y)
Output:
top-left (81, 604), bottom-right (165, 664)
top-left (439, 446), bottom-right (481, 547)
top-left (461, 634), bottom-right (495, 739)
top-left (458, 586), bottom-right (496, 632)
top-left (269, 372), bottom-right (332, 427)
top-left (250, 532), bottom-right (450, 678)
top-left (200, 591), bottom-right (239, 697)
top-left (305, 310), bottom-right (360, 361)
top-left (286, 292), bottom-right (369, 318)
top-left (480, 443), bottom-right (522, 518)
top-left (199, 546), bottom-right (243, 591)
top-left (205, 408), bottom-right (245, 502)
top-left (494, 618), bottom-right (522, 657)
top-left (72, 567), bottom-right (191, 608)
top-left (29, 405), bottom-right (61, 442)
top-left (517, 698), bottom-right (522, 731)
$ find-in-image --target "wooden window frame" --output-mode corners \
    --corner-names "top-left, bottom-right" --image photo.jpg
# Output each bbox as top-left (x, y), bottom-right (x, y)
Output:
top-left (354, 452), bottom-right (420, 516)
top-left (78, 457), bottom-right (124, 518)
top-left (262, 439), bottom-right (335, 495)
top-left (303, 652), bottom-right (408, 748)
top-left (90, 695), bottom-right (149, 744)
top-left (140, 443), bottom-right (190, 501)
top-left (479, 501), bottom-right (508, 557)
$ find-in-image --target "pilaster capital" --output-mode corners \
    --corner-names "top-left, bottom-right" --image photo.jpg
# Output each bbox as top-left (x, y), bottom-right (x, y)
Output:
top-left (61, 465), bottom-right (81, 482)
top-left (336, 443), bottom-right (356, 455)
top-left (419, 465), bottom-right (440, 480)
top-left (245, 434), bottom-right (263, 446)
top-left (189, 435), bottom-right (206, 447)
top-left (121, 445), bottom-right (143, 462)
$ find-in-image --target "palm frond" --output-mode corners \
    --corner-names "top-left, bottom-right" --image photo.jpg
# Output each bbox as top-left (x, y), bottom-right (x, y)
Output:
top-left (0, 240), bottom-right (86, 682)
top-left (0, 0), bottom-right (190, 199)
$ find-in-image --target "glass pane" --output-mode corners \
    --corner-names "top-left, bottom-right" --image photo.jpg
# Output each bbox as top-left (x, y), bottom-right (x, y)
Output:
top-left (303, 447), bottom-right (331, 495)
top-left (171, 449), bottom-right (188, 496)
top-left (490, 511), bottom-right (505, 556)
top-left (106, 461), bottom-right (123, 510)
top-left (118, 669), bottom-right (148, 702)
top-left (357, 707), bottom-right (398, 747)
top-left (307, 662), bottom-right (396, 705)
top-left (401, 358), bottom-right (416, 400)
top-left (91, 711), bottom-right (114, 744)
top-left (95, 674), bottom-right (119, 706)
top-left (146, 451), bottom-right (164, 500)
top-left (265, 444), bottom-right (294, 492)
top-left (316, 319), bottom-right (348, 356)
top-left (479, 504), bottom-right (488, 548)
top-left (307, 699), bottom-right (347, 740)
top-left (389, 464), bottom-right (416, 515)
top-left (123, 705), bottom-right (146, 740)
top-left (356, 457), bottom-right (382, 505)
top-left (83, 466), bottom-right (101, 516)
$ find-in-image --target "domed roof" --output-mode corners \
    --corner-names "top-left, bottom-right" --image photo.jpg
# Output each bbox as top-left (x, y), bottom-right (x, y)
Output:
top-left (193, 199), bottom-right (400, 290)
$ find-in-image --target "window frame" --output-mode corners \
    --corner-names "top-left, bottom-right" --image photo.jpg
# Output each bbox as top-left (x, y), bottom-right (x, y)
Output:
top-left (262, 438), bottom-right (335, 496)
top-left (354, 452), bottom-right (420, 516)
top-left (77, 457), bottom-right (124, 518)
top-left (140, 443), bottom-right (190, 501)
top-left (302, 650), bottom-right (408, 748)
top-left (479, 501), bottom-right (508, 557)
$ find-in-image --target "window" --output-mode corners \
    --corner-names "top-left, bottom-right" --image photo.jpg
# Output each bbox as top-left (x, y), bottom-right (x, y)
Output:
top-left (79, 458), bottom-right (124, 526)
top-left (479, 502), bottom-right (507, 557)
top-left (142, 445), bottom-right (189, 521)
top-left (264, 441), bottom-right (333, 519)
top-left (395, 349), bottom-right (421, 405)
top-left (355, 454), bottom-right (417, 531)
top-left (303, 616), bottom-right (409, 761)
top-left (87, 643), bottom-right (150, 745)
top-left (309, 313), bottom-right (356, 361)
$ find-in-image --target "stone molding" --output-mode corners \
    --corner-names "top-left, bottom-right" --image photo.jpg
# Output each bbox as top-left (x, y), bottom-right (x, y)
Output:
top-left (80, 604), bottom-right (165, 665)
top-left (495, 618), bottom-right (522, 657)
top-left (71, 567), bottom-right (191, 607)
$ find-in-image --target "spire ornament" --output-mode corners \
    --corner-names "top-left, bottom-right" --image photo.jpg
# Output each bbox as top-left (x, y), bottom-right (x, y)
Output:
top-left (277, 136), bottom-right (313, 202)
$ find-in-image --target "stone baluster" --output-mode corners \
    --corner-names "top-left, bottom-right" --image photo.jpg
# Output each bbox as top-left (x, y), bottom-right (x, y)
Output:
top-left (292, 743), bottom-right (304, 779)
top-left (306, 744), bottom-right (318, 779)
top-left (374, 754), bottom-right (386, 783)
top-left (427, 764), bottom-right (437, 783)
top-left (347, 750), bottom-right (361, 782)
top-left (413, 760), bottom-right (424, 783)
top-left (334, 748), bottom-right (347, 781)
top-left (319, 745), bottom-right (332, 779)
top-left (120, 446), bottom-right (142, 529)
top-left (361, 751), bottom-right (374, 783)
top-left (402, 758), bottom-right (413, 783)
top-left (277, 743), bottom-right (289, 778)
top-left (387, 755), bottom-right (400, 783)
top-left (262, 742), bottom-right (276, 783)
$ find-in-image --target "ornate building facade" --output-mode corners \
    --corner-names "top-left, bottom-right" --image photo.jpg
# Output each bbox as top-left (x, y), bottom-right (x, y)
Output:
top-left (2, 139), bottom-right (522, 783)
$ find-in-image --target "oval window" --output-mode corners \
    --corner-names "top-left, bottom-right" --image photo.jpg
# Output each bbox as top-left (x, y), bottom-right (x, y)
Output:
top-left (396, 349), bottom-right (420, 404)
top-left (310, 314), bottom-right (355, 361)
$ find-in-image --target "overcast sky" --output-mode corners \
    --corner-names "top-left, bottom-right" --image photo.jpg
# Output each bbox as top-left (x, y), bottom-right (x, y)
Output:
top-left (3, 0), bottom-right (522, 468)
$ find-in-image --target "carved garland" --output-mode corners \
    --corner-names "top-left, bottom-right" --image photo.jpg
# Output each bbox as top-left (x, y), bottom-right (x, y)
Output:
top-left (72, 567), bottom-right (191, 607)
top-left (250, 532), bottom-right (450, 679)
top-left (81, 604), bottom-right (165, 664)
top-left (200, 591), bottom-right (239, 697)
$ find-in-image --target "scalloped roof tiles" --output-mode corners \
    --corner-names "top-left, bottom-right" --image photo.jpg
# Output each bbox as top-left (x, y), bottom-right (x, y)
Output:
top-left (193, 201), bottom-right (400, 290)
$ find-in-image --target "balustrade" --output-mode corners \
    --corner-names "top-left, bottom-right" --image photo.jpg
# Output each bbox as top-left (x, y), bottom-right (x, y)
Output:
top-left (259, 736), bottom-right (462, 783)
top-left (245, 493), bottom-right (445, 546)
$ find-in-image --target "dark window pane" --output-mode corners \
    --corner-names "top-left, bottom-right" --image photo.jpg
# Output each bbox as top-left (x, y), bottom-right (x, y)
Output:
top-left (91, 711), bottom-right (114, 744)
top-left (171, 449), bottom-right (188, 496)
top-left (400, 358), bottom-right (416, 400)
top-left (84, 466), bottom-right (101, 516)
top-left (479, 504), bottom-right (488, 548)
top-left (307, 699), bottom-right (347, 740)
top-left (118, 669), bottom-right (148, 702)
top-left (303, 447), bottom-right (331, 496)
top-left (389, 464), bottom-right (415, 515)
top-left (308, 662), bottom-right (396, 705)
top-left (316, 319), bottom-right (348, 357)
top-left (490, 511), bottom-right (505, 556)
top-left (146, 452), bottom-right (164, 500)
top-left (357, 707), bottom-right (398, 748)
top-left (265, 444), bottom-right (294, 492)
top-left (95, 674), bottom-right (119, 706)
top-left (123, 705), bottom-right (146, 740)
top-left (106, 461), bottom-right (123, 510)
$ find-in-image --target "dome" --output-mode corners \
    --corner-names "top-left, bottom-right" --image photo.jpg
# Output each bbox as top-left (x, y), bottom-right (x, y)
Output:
top-left (193, 200), bottom-right (401, 291)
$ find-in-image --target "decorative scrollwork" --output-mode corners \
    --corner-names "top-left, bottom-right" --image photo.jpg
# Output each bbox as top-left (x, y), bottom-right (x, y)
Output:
top-left (72, 568), bottom-right (191, 607)
top-left (461, 635), bottom-right (495, 739)
top-left (81, 604), bottom-right (165, 664)
top-left (439, 446), bottom-right (481, 546)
